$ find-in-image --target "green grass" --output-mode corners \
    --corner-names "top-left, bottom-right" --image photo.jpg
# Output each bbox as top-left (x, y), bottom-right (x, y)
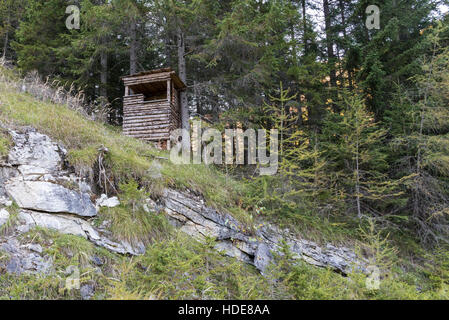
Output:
top-left (97, 205), bottom-right (172, 245)
top-left (3, 226), bottom-right (448, 300)
top-left (0, 130), bottom-right (11, 158)
top-left (0, 203), bottom-right (20, 236)
top-left (107, 233), bottom-right (275, 300)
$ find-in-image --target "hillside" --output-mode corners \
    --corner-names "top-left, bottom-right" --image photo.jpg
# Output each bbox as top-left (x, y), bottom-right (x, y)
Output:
top-left (0, 65), bottom-right (448, 300)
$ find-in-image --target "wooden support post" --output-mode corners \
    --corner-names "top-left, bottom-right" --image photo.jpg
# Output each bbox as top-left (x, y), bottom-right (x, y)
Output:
top-left (125, 86), bottom-right (129, 96)
top-left (167, 80), bottom-right (171, 102)
top-left (167, 139), bottom-right (171, 150)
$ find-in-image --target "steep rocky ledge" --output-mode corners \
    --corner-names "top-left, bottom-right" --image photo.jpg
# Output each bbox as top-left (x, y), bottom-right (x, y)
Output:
top-left (0, 126), bottom-right (143, 274)
top-left (159, 189), bottom-right (366, 274)
top-left (0, 124), bottom-right (366, 275)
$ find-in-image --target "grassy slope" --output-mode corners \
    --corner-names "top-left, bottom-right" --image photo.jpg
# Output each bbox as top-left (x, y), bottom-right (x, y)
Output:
top-left (0, 68), bottom-right (250, 224)
top-left (0, 66), bottom-right (448, 299)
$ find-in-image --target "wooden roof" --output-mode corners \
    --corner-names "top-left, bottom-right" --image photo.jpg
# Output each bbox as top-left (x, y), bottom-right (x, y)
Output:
top-left (122, 68), bottom-right (187, 91)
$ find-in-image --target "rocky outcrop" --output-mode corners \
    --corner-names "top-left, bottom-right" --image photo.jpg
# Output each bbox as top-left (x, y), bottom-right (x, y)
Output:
top-left (17, 210), bottom-right (144, 255)
top-left (0, 237), bottom-right (53, 275)
top-left (159, 189), bottom-right (366, 275)
top-left (1, 127), bottom-right (96, 217)
top-left (7, 128), bottom-right (64, 172)
top-left (6, 181), bottom-right (96, 217)
top-left (96, 194), bottom-right (120, 208)
top-left (0, 126), bottom-right (144, 273)
top-left (0, 208), bottom-right (144, 275)
top-left (0, 208), bottom-right (10, 226)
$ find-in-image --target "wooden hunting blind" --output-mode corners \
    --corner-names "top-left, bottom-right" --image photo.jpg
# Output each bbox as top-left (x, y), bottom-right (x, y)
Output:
top-left (122, 68), bottom-right (186, 149)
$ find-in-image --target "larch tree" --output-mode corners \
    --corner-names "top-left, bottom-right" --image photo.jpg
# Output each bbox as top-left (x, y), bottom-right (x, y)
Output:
top-left (321, 94), bottom-right (405, 218)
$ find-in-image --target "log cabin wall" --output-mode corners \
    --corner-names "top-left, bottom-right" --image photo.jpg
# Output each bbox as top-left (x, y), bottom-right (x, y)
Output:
top-left (170, 86), bottom-right (181, 130)
top-left (123, 94), bottom-right (171, 141)
top-left (121, 68), bottom-right (186, 149)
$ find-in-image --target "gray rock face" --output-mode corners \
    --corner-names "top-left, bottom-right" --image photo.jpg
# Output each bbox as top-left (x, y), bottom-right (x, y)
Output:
top-left (0, 208), bottom-right (10, 227)
top-left (7, 128), bottom-right (64, 172)
top-left (0, 238), bottom-right (53, 275)
top-left (0, 166), bottom-right (18, 198)
top-left (26, 243), bottom-right (43, 254)
top-left (0, 196), bottom-right (13, 207)
top-left (0, 209), bottom-right (144, 276)
top-left (0, 125), bottom-right (143, 275)
top-left (17, 210), bottom-right (143, 255)
top-left (6, 180), bottom-right (96, 217)
top-left (1, 126), bottom-right (97, 218)
top-left (80, 283), bottom-right (95, 300)
top-left (96, 194), bottom-right (120, 208)
top-left (253, 243), bottom-right (273, 272)
top-left (18, 210), bottom-right (94, 238)
top-left (160, 189), bottom-right (366, 275)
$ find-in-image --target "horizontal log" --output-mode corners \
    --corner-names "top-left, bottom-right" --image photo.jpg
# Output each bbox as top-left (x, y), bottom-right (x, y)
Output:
top-left (123, 115), bottom-right (169, 121)
top-left (123, 73), bottom-right (172, 85)
top-left (125, 133), bottom-right (170, 140)
top-left (123, 113), bottom-right (171, 120)
top-left (123, 110), bottom-right (171, 118)
top-left (123, 98), bottom-right (144, 103)
top-left (123, 120), bottom-right (170, 126)
top-left (124, 129), bottom-right (170, 136)
top-left (123, 117), bottom-right (170, 124)
top-left (123, 122), bottom-right (170, 128)
top-left (123, 110), bottom-right (170, 117)
top-left (126, 107), bottom-right (171, 113)
top-left (123, 124), bottom-right (171, 131)
top-left (124, 130), bottom-right (169, 136)
top-left (124, 96), bottom-right (144, 100)
top-left (123, 118), bottom-right (170, 125)
top-left (124, 102), bottom-right (170, 108)
top-left (124, 94), bottom-right (144, 99)
top-left (123, 100), bottom-right (144, 104)
top-left (123, 118), bottom-right (170, 124)
top-left (124, 104), bottom-right (170, 110)
top-left (123, 122), bottom-right (171, 128)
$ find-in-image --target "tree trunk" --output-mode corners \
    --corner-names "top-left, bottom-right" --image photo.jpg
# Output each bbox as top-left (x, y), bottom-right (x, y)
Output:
top-left (177, 26), bottom-right (190, 132)
top-left (290, 24), bottom-right (297, 64)
top-left (323, 0), bottom-right (336, 87)
top-left (100, 50), bottom-right (108, 99)
top-left (2, 29), bottom-right (8, 60)
top-left (130, 19), bottom-right (138, 74)
top-left (164, 19), bottom-right (172, 68)
top-left (393, 0), bottom-right (400, 41)
top-left (301, 0), bottom-right (308, 54)
top-left (2, 12), bottom-right (10, 59)
top-left (356, 132), bottom-right (362, 218)
top-left (338, 0), bottom-right (353, 90)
